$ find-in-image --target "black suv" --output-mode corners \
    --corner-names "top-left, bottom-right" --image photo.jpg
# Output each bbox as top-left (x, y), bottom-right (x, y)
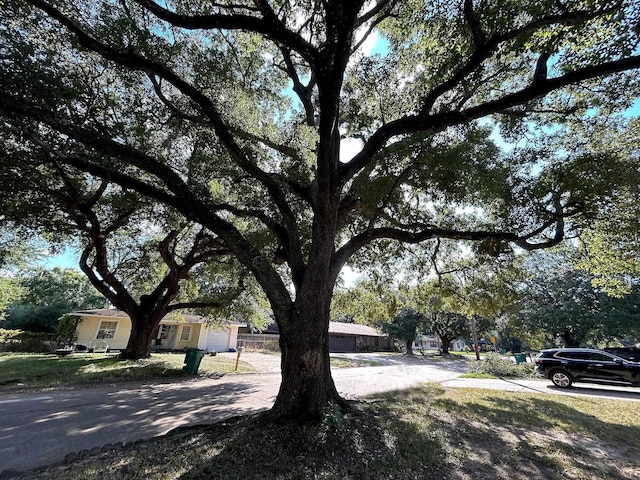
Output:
top-left (534, 348), bottom-right (640, 388)
top-left (603, 346), bottom-right (640, 361)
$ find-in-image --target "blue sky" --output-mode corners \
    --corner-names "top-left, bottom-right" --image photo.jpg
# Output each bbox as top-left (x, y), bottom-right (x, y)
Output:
top-left (42, 246), bottom-right (79, 270)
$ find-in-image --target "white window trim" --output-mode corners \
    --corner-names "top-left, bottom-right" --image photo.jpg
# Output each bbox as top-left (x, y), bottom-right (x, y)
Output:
top-left (180, 325), bottom-right (192, 342)
top-left (95, 320), bottom-right (119, 340)
top-left (158, 324), bottom-right (170, 340)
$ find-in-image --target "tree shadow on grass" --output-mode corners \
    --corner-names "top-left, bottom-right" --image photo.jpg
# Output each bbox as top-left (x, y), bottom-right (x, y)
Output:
top-left (174, 407), bottom-right (442, 480)
top-left (173, 386), bottom-right (640, 480)
top-left (16, 384), bottom-right (640, 480)
top-left (430, 392), bottom-right (640, 479)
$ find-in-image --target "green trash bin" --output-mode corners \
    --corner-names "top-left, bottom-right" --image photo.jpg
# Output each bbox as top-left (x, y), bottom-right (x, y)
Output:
top-left (183, 347), bottom-right (206, 374)
top-left (513, 353), bottom-right (526, 364)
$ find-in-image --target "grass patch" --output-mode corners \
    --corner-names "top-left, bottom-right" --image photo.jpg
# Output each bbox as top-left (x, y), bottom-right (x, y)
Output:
top-left (330, 357), bottom-right (381, 368)
top-left (449, 351), bottom-right (478, 357)
top-left (458, 372), bottom-right (496, 379)
top-left (0, 352), bottom-right (254, 390)
top-left (20, 385), bottom-right (640, 479)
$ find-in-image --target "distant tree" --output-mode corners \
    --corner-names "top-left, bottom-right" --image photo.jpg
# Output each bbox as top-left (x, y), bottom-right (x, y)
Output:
top-left (381, 307), bottom-right (426, 356)
top-left (0, 276), bottom-right (23, 321)
top-left (574, 190), bottom-right (640, 297)
top-left (513, 252), bottom-right (640, 348)
top-left (331, 279), bottom-right (401, 328)
top-left (1, 164), bottom-right (248, 357)
top-left (67, 187), bottom-right (249, 359)
top-left (3, 267), bottom-right (107, 332)
top-left (429, 310), bottom-right (471, 355)
top-left (550, 115), bottom-right (640, 297)
top-left (405, 282), bottom-right (474, 355)
top-left (0, 223), bottom-right (46, 322)
top-left (595, 288), bottom-right (640, 346)
top-left (403, 246), bottom-right (521, 353)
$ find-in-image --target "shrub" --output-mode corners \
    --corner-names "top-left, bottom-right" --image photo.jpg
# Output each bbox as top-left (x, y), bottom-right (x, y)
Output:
top-left (1, 330), bottom-right (56, 353)
top-left (56, 314), bottom-right (82, 347)
top-left (468, 353), bottom-right (535, 378)
top-left (0, 328), bottom-right (22, 351)
top-left (320, 402), bottom-right (343, 431)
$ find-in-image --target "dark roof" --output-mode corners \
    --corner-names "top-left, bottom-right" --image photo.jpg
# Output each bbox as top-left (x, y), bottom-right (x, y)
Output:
top-left (259, 321), bottom-right (386, 337)
top-left (329, 321), bottom-right (386, 337)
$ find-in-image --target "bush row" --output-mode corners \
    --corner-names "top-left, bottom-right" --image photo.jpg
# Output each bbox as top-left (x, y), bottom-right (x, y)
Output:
top-left (468, 353), bottom-right (536, 377)
top-left (0, 329), bottom-right (57, 353)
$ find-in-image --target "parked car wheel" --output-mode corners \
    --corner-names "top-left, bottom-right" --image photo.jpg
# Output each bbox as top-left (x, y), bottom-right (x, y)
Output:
top-left (550, 369), bottom-right (573, 388)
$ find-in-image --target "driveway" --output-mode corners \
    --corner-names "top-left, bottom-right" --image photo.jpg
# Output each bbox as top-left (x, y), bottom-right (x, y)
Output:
top-left (0, 373), bottom-right (283, 476)
top-left (1, 352), bottom-right (638, 477)
top-left (0, 352), bottom-right (465, 475)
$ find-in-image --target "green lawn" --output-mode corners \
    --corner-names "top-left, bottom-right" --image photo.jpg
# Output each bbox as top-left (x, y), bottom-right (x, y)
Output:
top-left (19, 384), bottom-right (640, 479)
top-left (329, 356), bottom-right (381, 368)
top-left (0, 352), bottom-right (255, 389)
top-left (0, 351), bottom-right (383, 391)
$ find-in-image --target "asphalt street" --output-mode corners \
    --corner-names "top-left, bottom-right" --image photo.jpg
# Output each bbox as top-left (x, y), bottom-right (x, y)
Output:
top-left (1, 353), bottom-right (638, 477)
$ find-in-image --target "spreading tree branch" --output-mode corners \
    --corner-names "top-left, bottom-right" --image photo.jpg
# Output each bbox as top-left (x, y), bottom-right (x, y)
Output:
top-left (342, 54), bottom-right (640, 183)
top-left (133, 0), bottom-right (318, 61)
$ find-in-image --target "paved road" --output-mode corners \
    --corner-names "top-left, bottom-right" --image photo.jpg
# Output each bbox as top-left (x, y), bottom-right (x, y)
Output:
top-left (1, 352), bottom-right (638, 476)
top-left (0, 373), bottom-right (282, 476)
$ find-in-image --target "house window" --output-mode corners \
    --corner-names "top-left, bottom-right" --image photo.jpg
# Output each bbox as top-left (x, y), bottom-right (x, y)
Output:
top-left (159, 325), bottom-right (169, 339)
top-left (180, 325), bottom-right (192, 342)
top-left (96, 321), bottom-right (118, 340)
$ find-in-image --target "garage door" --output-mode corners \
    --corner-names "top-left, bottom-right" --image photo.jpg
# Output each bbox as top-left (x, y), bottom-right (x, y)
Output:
top-left (329, 335), bottom-right (356, 353)
top-left (205, 330), bottom-right (230, 352)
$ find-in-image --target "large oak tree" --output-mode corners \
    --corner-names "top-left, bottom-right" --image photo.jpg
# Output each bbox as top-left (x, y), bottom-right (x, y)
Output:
top-left (1, 0), bottom-right (639, 420)
top-left (0, 160), bottom-right (247, 358)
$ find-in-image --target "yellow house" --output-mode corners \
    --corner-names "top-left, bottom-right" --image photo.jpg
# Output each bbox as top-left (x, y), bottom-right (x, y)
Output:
top-left (71, 309), bottom-right (244, 353)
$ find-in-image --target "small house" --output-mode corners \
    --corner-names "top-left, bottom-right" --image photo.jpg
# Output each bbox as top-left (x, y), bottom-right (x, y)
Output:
top-left (69, 309), bottom-right (244, 353)
top-left (237, 321), bottom-right (391, 353)
top-left (328, 322), bottom-right (391, 353)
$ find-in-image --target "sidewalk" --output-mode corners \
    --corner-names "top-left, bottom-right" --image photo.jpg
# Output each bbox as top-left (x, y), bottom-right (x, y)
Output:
top-left (440, 376), bottom-right (640, 401)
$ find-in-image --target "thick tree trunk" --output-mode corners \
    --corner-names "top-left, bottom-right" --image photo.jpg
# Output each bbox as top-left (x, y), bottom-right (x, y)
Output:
top-left (441, 337), bottom-right (451, 355)
top-left (405, 339), bottom-right (414, 356)
top-left (261, 129), bottom-right (347, 421)
top-left (268, 292), bottom-right (348, 422)
top-left (119, 315), bottom-right (160, 360)
top-left (562, 329), bottom-right (580, 347)
top-left (267, 204), bottom-right (349, 421)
